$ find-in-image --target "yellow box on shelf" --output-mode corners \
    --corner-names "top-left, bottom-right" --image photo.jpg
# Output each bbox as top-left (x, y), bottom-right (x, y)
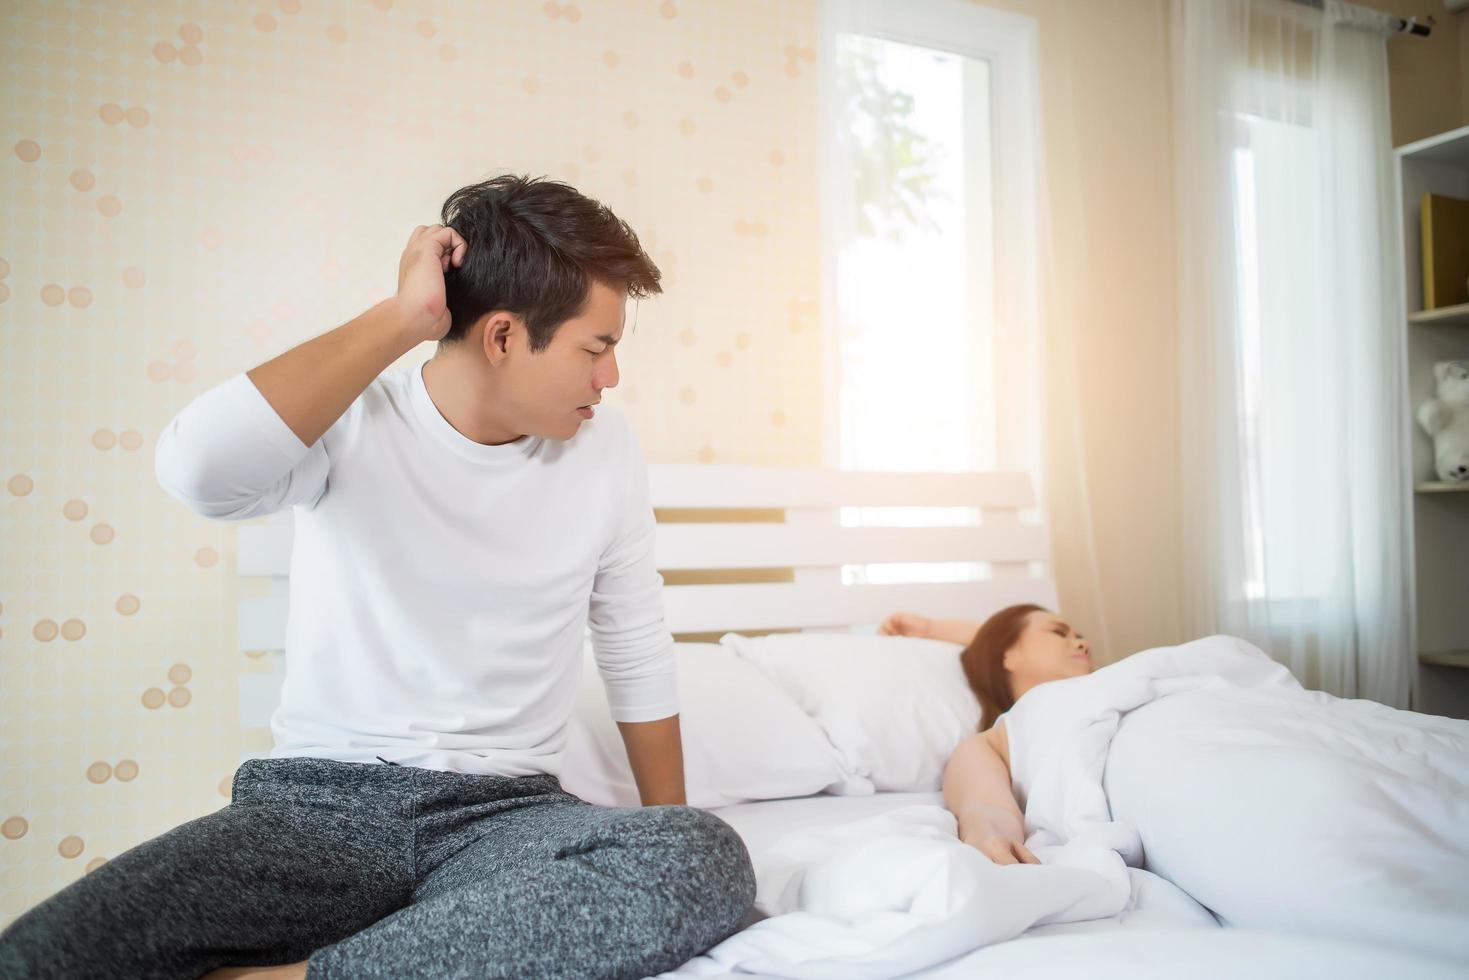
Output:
top-left (1421, 192), bottom-right (1469, 310)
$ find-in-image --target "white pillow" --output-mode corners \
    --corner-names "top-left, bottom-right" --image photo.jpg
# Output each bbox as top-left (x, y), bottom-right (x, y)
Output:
top-left (720, 632), bottom-right (980, 792)
top-left (559, 642), bottom-right (866, 808)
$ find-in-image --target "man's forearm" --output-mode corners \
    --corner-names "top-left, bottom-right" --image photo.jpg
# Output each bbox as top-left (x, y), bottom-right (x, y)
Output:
top-left (616, 715), bottom-right (687, 806)
top-left (247, 298), bottom-right (421, 447)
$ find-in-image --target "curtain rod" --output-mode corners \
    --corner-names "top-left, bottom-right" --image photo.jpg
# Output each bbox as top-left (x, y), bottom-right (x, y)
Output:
top-left (1389, 15), bottom-right (1433, 36)
top-left (1285, 0), bottom-right (1435, 36)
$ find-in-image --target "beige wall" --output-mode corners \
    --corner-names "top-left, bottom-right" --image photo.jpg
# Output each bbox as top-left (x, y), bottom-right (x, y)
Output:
top-left (967, 0), bottom-right (1183, 667)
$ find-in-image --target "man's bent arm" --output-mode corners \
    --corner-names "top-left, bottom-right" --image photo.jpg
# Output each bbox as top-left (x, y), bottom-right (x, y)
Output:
top-left (617, 715), bottom-right (687, 806)
top-left (247, 298), bottom-right (422, 448)
top-left (249, 225), bottom-right (466, 446)
top-left (156, 227), bottom-right (465, 519)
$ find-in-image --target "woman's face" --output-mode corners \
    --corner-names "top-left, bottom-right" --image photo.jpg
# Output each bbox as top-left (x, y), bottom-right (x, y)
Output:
top-left (1003, 611), bottom-right (1092, 694)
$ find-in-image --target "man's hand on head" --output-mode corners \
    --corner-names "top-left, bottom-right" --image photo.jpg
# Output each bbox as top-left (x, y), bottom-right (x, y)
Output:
top-left (394, 223), bottom-right (467, 345)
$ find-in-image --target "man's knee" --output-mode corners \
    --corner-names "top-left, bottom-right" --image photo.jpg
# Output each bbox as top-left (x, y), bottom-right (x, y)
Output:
top-left (634, 806), bottom-right (756, 926)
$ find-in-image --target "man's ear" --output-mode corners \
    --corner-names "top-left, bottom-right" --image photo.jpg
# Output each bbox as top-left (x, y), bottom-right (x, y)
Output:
top-left (479, 311), bottom-right (519, 366)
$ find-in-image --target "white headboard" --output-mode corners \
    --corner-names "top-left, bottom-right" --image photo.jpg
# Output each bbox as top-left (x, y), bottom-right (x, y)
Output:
top-left (233, 466), bottom-right (1056, 756)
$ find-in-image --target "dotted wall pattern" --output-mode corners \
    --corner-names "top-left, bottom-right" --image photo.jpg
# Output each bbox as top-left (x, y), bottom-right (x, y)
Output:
top-left (0, 0), bottom-right (821, 924)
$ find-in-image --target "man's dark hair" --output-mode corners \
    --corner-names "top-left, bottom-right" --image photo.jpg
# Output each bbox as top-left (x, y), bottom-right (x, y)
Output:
top-left (439, 175), bottom-right (661, 352)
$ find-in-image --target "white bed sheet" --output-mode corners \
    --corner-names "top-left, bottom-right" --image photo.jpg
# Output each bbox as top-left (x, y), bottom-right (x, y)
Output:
top-left (662, 790), bottom-right (1469, 980)
top-left (711, 792), bottom-right (945, 860)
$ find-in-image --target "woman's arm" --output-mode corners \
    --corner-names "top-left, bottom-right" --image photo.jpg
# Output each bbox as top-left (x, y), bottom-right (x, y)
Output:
top-left (878, 613), bottom-right (983, 646)
top-left (925, 617), bottom-right (984, 645)
top-left (943, 725), bottom-right (1039, 865)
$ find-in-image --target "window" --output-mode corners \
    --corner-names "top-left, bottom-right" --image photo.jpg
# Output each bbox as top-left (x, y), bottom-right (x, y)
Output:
top-left (819, 0), bottom-right (1042, 583)
top-left (830, 35), bottom-right (995, 474)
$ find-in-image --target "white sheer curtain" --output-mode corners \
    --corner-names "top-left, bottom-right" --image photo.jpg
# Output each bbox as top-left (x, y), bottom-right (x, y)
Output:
top-left (1173, 0), bottom-right (1412, 703)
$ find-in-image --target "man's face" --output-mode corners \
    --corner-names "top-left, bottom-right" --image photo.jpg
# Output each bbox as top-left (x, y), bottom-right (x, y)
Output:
top-left (498, 280), bottom-right (625, 441)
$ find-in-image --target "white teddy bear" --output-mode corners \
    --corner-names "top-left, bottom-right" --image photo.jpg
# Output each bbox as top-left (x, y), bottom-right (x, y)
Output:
top-left (1417, 360), bottom-right (1469, 483)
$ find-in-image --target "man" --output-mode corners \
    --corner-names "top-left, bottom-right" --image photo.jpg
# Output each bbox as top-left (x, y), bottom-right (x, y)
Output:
top-left (0, 176), bottom-right (755, 979)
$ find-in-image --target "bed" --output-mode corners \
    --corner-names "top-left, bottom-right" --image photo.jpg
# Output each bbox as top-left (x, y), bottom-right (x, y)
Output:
top-left (234, 465), bottom-right (1469, 979)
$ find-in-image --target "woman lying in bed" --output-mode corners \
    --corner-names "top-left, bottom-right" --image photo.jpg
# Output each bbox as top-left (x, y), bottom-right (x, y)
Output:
top-left (880, 605), bottom-right (1469, 963)
top-left (879, 604), bottom-right (1090, 867)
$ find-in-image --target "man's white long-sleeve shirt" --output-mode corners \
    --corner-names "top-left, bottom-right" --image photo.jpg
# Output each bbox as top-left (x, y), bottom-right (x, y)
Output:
top-left (155, 362), bottom-right (677, 776)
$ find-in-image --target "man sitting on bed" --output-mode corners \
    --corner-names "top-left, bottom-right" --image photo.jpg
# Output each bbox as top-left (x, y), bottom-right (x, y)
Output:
top-left (0, 176), bottom-right (756, 980)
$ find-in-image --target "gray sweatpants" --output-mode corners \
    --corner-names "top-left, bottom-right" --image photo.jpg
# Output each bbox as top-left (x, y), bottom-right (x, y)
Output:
top-left (0, 757), bottom-right (756, 979)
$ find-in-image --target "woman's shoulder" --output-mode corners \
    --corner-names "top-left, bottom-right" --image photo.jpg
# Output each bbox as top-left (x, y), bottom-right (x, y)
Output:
top-left (981, 717), bottom-right (1010, 767)
top-left (950, 717), bottom-right (1010, 764)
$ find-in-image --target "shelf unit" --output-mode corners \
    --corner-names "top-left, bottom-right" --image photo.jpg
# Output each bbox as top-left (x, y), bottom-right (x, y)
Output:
top-left (1408, 302), bottom-right (1469, 327)
top-left (1395, 123), bottom-right (1469, 717)
top-left (1419, 650), bottom-right (1469, 670)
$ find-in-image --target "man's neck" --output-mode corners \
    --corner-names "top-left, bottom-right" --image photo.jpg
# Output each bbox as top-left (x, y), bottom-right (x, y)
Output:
top-left (421, 352), bottom-right (526, 447)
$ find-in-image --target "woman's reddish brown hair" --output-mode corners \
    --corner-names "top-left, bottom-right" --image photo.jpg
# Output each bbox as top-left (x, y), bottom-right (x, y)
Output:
top-left (959, 604), bottom-right (1048, 731)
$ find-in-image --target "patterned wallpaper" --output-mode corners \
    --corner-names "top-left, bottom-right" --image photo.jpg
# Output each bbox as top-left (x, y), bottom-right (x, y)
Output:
top-left (0, 0), bottom-right (820, 924)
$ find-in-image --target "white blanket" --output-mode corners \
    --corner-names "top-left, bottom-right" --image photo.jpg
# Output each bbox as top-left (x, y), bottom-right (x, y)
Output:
top-left (1102, 683), bottom-right (1469, 961)
top-left (1002, 635), bottom-right (1301, 862)
top-left (664, 805), bottom-right (1201, 979)
top-left (667, 636), bottom-right (1469, 976)
top-left (1007, 634), bottom-right (1469, 962)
